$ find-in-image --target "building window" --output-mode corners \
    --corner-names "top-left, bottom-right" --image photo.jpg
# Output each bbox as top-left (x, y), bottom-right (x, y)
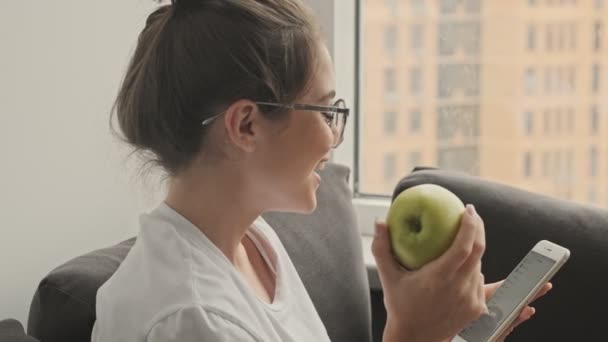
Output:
top-left (410, 109), bottom-right (422, 132)
top-left (437, 105), bottom-right (480, 139)
top-left (589, 146), bottom-right (598, 177)
top-left (592, 64), bottom-right (600, 93)
top-left (385, 25), bottom-right (398, 55)
top-left (385, 67), bottom-right (397, 95)
top-left (523, 111), bottom-right (534, 135)
top-left (544, 109), bottom-right (551, 134)
top-left (525, 67), bottom-right (537, 94)
top-left (411, 25), bottom-right (424, 53)
top-left (384, 153), bottom-right (397, 180)
top-left (439, 64), bottom-right (480, 98)
top-left (410, 67), bottom-right (422, 94)
top-left (594, 21), bottom-right (602, 51)
top-left (567, 108), bottom-right (575, 133)
top-left (439, 22), bottom-right (481, 56)
top-left (437, 146), bottom-right (479, 175)
top-left (408, 151), bottom-right (422, 172)
top-left (568, 66), bottom-right (576, 93)
top-left (544, 67), bottom-right (553, 94)
top-left (555, 108), bottom-right (562, 133)
top-left (546, 24), bottom-right (554, 51)
top-left (384, 111), bottom-right (398, 135)
top-left (542, 151), bottom-right (550, 177)
top-left (528, 24), bottom-right (536, 50)
top-left (524, 152), bottom-right (534, 177)
top-left (386, 0), bottom-right (399, 12)
top-left (411, 0), bottom-right (425, 14)
top-left (591, 105), bottom-right (600, 134)
top-left (558, 24), bottom-right (567, 50)
top-left (569, 23), bottom-right (577, 50)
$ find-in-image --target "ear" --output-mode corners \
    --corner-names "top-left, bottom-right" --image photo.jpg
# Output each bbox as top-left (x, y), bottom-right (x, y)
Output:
top-left (222, 99), bottom-right (262, 153)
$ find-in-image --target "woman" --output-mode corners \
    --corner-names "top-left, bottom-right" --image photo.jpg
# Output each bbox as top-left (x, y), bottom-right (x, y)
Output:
top-left (92, 0), bottom-right (550, 341)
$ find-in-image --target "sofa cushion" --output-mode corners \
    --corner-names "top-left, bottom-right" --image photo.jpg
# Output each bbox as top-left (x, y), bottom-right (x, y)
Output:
top-left (27, 162), bottom-right (371, 342)
top-left (0, 319), bottom-right (38, 342)
top-left (393, 168), bottom-right (608, 341)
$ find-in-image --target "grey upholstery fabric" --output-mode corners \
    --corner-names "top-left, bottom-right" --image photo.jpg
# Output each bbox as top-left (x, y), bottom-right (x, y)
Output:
top-left (384, 167), bottom-right (608, 342)
top-left (0, 319), bottom-right (38, 342)
top-left (27, 162), bottom-right (372, 342)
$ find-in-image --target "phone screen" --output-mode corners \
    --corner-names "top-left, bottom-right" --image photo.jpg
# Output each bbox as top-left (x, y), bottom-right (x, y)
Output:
top-left (458, 251), bottom-right (556, 342)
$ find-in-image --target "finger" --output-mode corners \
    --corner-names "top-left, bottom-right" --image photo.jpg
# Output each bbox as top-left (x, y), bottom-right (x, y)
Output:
top-left (371, 221), bottom-right (404, 285)
top-left (484, 280), bottom-right (505, 300)
top-left (432, 204), bottom-right (480, 274)
top-left (498, 306), bottom-right (536, 341)
top-left (457, 210), bottom-right (486, 276)
top-left (530, 282), bottom-right (553, 303)
top-left (477, 272), bottom-right (488, 314)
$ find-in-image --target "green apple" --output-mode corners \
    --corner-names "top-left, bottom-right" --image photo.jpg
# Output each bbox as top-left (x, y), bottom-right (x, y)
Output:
top-left (386, 183), bottom-right (465, 270)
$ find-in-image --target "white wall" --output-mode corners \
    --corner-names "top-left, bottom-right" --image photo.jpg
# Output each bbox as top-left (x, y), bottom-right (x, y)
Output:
top-left (0, 0), bottom-right (335, 328)
top-left (0, 0), bottom-right (164, 326)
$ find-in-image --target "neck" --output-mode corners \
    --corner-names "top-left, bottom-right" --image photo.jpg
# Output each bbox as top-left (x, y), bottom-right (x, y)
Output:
top-left (165, 160), bottom-right (263, 263)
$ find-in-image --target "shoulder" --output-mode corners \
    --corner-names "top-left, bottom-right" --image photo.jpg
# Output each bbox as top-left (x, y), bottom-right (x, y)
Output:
top-left (146, 305), bottom-right (262, 342)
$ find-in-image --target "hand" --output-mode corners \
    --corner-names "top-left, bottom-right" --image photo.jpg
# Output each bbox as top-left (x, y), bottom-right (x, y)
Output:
top-left (373, 204), bottom-right (487, 342)
top-left (485, 281), bottom-right (553, 341)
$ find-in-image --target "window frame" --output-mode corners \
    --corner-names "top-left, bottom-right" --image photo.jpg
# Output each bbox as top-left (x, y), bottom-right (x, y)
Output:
top-left (332, 0), bottom-right (391, 236)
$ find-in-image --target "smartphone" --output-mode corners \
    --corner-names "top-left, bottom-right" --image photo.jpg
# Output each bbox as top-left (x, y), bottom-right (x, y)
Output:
top-left (452, 240), bottom-right (570, 342)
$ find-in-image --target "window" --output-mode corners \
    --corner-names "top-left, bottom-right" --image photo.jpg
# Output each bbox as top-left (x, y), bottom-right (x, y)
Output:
top-left (410, 109), bottom-right (422, 132)
top-left (567, 66), bottom-right (576, 92)
top-left (592, 63), bottom-right (600, 93)
top-left (525, 67), bottom-right (537, 94)
top-left (558, 24), bottom-right (567, 50)
top-left (437, 105), bottom-right (480, 139)
top-left (355, 0), bottom-right (608, 217)
top-left (569, 23), bottom-right (577, 50)
top-left (528, 24), bottom-right (536, 50)
top-left (524, 152), bottom-right (533, 177)
top-left (384, 153), bottom-right (397, 180)
top-left (546, 24), bottom-right (554, 51)
top-left (567, 108), bottom-right (575, 132)
top-left (544, 67), bottom-right (553, 94)
top-left (591, 105), bottom-right (600, 134)
top-left (439, 64), bottom-right (480, 98)
top-left (408, 151), bottom-right (422, 172)
top-left (385, 67), bottom-right (397, 95)
top-left (410, 67), bottom-right (422, 94)
top-left (555, 108), bottom-right (562, 133)
top-left (411, 0), bottom-right (425, 14)
top-left (385, 25), bottom-right (398, 55)
top-left (384, 111), bottom-right (398, 135)
top-left (385, 0), bottom-right (399, 12)
top-left (594, 21), bottom-right (602, 51)
top-left (542, 151), bottom-right (550, 177)
top-left (589, 146), bottom-right (598, 177)
top-left (439, 22), bottom-right (481, 56)
top-left (523, 111), bottom-right (534, 135)
top-left (437, 146), bottom-right (479, 175)
top-left (411, 25), bottom-right (424, 53)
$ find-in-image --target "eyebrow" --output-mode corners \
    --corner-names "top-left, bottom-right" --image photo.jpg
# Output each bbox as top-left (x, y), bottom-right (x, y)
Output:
top-left (316, 90), bottom-right (336, 103)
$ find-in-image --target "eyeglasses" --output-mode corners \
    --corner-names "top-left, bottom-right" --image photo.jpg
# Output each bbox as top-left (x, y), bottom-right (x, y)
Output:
top-left (201, 99), bottom-right (350, 148)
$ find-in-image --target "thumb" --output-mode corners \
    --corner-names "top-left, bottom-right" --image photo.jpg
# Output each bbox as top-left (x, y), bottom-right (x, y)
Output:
top-left (371, 220), bottom-right (404, 285)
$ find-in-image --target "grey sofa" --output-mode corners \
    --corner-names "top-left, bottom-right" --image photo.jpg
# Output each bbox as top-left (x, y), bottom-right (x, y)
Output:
top-left (26, 164), bottom-right (608, 342)
top-left (27, 163), bottom-right (372, 342)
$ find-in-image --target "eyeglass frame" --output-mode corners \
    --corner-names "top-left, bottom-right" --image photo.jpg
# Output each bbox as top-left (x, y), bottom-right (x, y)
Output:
top-left (201, 99), bottom-right (350, 148)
